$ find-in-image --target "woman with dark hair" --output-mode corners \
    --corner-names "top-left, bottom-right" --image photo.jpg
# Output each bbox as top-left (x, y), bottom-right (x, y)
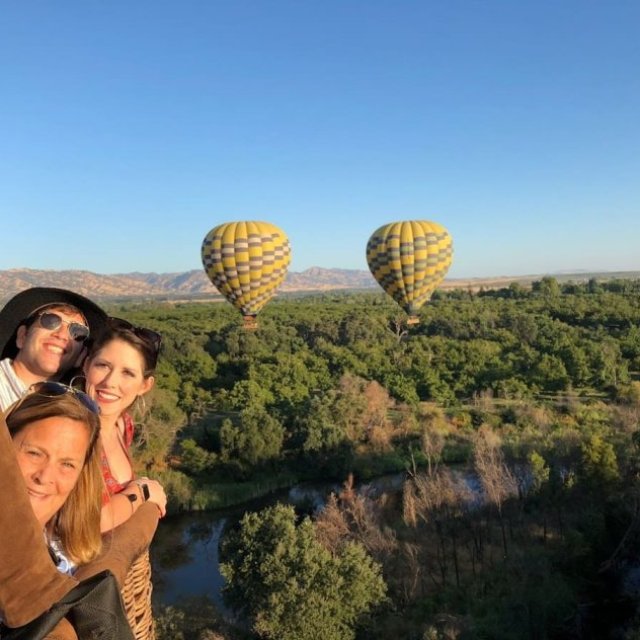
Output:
top-left (83, 318), bottom-right (167, 532)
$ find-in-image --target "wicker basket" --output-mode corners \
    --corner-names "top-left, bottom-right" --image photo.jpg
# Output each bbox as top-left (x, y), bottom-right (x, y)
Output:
top-left (120, 550), bottom-right (155, 640)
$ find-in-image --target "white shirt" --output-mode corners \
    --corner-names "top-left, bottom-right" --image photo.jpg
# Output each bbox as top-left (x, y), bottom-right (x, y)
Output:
top-left (48, 537), bottom-right (76, 576)
top-left (0, 358), bottom-right (28, 412)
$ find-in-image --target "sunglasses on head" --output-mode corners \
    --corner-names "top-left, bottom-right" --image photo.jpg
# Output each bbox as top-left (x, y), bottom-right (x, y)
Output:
top-left (3, 381), bottom-right (100, 427)
top-left (34, 312), bottom-right (90, 342)
top-left (31, 381), bottom-right (100, 415)
top-left (108, 317), bottom-right (162, 353)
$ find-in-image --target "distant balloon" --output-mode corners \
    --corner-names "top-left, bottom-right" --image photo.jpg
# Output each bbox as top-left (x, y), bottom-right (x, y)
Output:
top-left (366, 220), bottom-right (453, 323)
top-left (201, 221), bottom-right (291, 328)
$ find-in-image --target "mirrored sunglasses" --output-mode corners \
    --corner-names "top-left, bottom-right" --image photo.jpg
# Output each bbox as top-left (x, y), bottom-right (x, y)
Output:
top-left (2, 381), bottom-right (100, 428)
top-left (31, 381), bottom-right (100, 415)
top-left (36, 312), bottom-right (90, 342)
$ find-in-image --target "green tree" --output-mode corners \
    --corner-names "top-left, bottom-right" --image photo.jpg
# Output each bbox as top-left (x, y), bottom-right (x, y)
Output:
top-left (383, 372), bottom-right (420, 405)
top-left (507, 281), bottom-right (527, 298)
top-left (220, 504), bottom-right (386, 640)
top-left (296, 393), bottom-right (346, 453)
top-left (220, 404), bottom-right (284, 467)
top-left (581, 434), bottom-right (619, 484)
top-left (179, 438), bottom-right (216, 475)
top-left (133, 387), bottom-right (186, 472)
top-left (587, 277), bottom-right (602, 294)
top-left (533, 276), bottom-right (561, 298)
top-left (532, 354), bottom-right (570, 391)
top-left (224, 378), bottom-right (275, 411)
top-left (592, 338), bottom-right (628, 389)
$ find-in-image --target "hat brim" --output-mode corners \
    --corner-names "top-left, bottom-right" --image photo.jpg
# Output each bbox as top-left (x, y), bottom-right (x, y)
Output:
top-left (0, 287), bottom-right (107, 360)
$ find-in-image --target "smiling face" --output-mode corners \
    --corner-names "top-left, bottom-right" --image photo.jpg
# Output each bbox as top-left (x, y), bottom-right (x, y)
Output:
top-left (83, 338), bottom-right (154, 421)
top-left (13, 306), bottom-right (88, 384)
top-left (13, 416), bottom-right (90, 527)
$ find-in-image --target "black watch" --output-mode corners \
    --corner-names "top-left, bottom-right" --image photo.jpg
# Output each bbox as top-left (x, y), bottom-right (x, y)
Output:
top-left (140, 483), bottom-right (150, 502)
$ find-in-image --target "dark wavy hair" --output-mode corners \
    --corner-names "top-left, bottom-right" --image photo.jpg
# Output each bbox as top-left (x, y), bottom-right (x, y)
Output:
top-left (87, 318), bottom-right (161, 377)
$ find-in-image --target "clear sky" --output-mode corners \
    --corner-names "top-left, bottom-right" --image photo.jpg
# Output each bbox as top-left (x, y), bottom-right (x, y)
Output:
top-left (1, 1), bottom-right (638, 278)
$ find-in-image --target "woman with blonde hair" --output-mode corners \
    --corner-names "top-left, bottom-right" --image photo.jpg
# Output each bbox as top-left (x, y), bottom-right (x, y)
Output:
top-left (4, 382), bottom-right (103, 570)
top-left (1, 377), bottom-right (157, 640)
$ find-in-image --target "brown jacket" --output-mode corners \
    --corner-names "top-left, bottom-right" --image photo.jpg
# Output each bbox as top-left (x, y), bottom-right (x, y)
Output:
top-left (0, 415), bottom-right (159, 638)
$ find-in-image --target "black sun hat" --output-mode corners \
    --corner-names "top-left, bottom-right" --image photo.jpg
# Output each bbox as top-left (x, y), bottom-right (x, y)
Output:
top-left (0, 287), bottom-right (107, 360)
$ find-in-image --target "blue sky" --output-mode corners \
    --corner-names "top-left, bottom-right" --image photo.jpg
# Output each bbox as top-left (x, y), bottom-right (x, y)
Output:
top-left (1, 1), bottom-right (638, 278)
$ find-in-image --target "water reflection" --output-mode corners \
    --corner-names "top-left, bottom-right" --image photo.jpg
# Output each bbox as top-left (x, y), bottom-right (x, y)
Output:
top-left (150, 476), bottom-right (383, 608)
top-left (151, 512), bottom-right (230, 610)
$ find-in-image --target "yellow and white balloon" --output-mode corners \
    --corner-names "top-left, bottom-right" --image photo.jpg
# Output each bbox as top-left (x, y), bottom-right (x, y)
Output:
top-left (201, 221), bottom-right (291, 326)
top-left (366, 220), bottom-right (453, 322)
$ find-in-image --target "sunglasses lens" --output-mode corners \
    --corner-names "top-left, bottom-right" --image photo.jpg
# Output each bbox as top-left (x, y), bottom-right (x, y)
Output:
top-left (38, 312), bottom-right (89, 342)
top-left (69, 323), bottom-right (90, 341)
top-left (36, 381), bottom-right (62, 395)
top-left (36, 382), bottom-right (100, 414)
top-left (38, 312), bottom-right (62, 330)
top-left (140, 329), bottom-right (162, 351)
top-left (78, 394), bottom-right (100, 414)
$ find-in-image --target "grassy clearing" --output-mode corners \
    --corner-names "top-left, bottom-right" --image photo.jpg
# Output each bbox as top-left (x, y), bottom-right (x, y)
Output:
top-left (189, 471), bottom-right (300, 510)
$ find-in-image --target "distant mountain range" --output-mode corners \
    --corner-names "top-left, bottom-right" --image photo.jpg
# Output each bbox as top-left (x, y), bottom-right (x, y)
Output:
top-left (0, 267), bottom-right (376, 303)
top-left (0, 267), bottom-right (638, 304)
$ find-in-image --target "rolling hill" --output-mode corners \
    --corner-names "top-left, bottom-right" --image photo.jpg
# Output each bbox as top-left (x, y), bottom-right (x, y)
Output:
top-left (1, 267), bottom-right (638, 305)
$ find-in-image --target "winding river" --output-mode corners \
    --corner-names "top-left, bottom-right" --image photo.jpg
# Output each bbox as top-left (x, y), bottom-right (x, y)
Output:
top-left (149, 474), bottom-right (406, 612)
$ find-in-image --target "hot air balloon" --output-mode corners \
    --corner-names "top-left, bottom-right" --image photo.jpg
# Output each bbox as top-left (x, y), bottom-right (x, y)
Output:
top-left (366, 220), bottom-right (453, 324)
top-left (201, 221), bottom-right (291, 329)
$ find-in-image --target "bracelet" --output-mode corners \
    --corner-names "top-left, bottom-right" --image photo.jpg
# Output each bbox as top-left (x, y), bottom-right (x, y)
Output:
top-left (134, 479), bottom-right (150, 502)
top-left (126, 492), bottom-right (138, 512)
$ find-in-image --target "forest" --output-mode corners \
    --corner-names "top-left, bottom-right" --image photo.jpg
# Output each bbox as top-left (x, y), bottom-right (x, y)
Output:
top-left (109, 277), bottom-right (640, 640)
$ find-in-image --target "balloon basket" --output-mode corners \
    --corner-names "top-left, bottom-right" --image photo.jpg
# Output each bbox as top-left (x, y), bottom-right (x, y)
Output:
top-left (406, 316), bottom-right (420, 326)
top-left (243, 315), bottom-right (259, 331)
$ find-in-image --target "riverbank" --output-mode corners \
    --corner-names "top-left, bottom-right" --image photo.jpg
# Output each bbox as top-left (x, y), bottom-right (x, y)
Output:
top-left (163, 439), bottom-right (471, 515)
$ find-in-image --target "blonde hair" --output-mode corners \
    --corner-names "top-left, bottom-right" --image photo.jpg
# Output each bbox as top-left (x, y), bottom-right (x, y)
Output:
top-left (5, 390), bottom-right (103, 565)
top-left (54, 448), bottom-right (103, 564)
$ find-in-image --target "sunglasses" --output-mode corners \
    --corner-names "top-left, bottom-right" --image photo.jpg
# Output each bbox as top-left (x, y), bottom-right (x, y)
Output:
top-left (108, 317), bottom-right (162, 354)
top-left (30, 381), bottom-right (100, 415)
top-left (35, 312), bottom-right (90, 342)
top-left (10, 382), bottom-right (101, 455)
top-left (2, 382), bottom-right (100, 446)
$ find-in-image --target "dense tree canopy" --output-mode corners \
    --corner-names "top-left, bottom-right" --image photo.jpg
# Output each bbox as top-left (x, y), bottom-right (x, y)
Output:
top-left (220, 504), bottom-right (386, 640)
top-left (124, 280), bottom-right (640, 486)
top-left (133, 278), bottom-right (640, 640)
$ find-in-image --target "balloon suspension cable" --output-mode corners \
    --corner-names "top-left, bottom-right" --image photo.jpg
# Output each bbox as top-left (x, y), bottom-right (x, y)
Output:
top-left (242, 315), bottom-right (259, 331)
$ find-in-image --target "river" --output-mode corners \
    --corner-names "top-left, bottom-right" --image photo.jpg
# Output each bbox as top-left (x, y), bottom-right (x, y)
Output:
top-left (149, 473), bottom-right (406, 611)
top-left (149, 468), bottom-right (484, 611)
